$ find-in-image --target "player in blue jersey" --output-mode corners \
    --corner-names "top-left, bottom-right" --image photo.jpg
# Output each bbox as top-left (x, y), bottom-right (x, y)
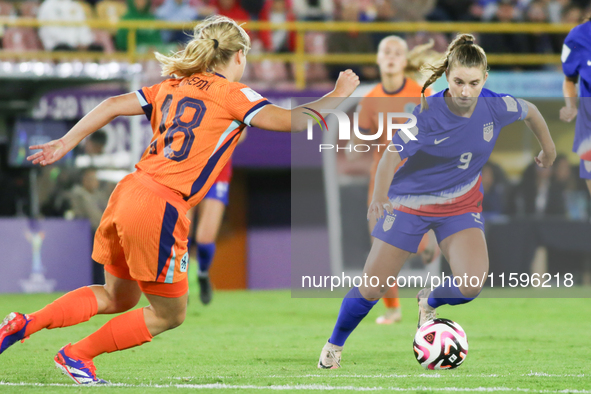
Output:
top-left (318, 34), bottom-right (556, 369)
top-left (560, 14), bottom-right (591, 193)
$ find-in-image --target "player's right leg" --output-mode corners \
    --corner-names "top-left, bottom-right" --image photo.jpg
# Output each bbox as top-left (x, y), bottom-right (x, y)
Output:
top-left (318, 239), bottom-right (410, 368)
top-left (56, 279), bottom-right (188, 384)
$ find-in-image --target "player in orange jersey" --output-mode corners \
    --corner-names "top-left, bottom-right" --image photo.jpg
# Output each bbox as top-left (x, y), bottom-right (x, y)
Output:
top-left (352, 36), bottom-right (440, 325)
top-left (189, 154), bottom-right (238, 305)
top-left (0, 16), bottom-right (359, 384)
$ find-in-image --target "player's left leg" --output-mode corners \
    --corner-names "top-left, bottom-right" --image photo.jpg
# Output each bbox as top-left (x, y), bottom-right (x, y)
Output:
top-left (0, 268), bottom-right (141, 357)
top-left (418, 225), bottom-right (488, 327)
top-left (195, 197), bottom-right (226, 305)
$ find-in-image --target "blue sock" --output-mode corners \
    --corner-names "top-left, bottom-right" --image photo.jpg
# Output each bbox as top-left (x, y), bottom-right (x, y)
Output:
top-left (197, 242), bottom-right (216, 274)
top-left (329, 287), bottom-right (378, 347)
top-left (427, 277), bottom-right (478, 309)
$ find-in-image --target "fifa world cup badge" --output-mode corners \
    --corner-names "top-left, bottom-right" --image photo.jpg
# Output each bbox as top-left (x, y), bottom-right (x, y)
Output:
top-left (383, 214), bottom-right (396, 231)
top-left (483, 122), bottom-right (494, 142)
top-left (180, 252), bottom-right (189, 273)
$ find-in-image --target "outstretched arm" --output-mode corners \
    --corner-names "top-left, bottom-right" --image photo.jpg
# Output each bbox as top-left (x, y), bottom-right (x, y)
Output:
top-left (367, 145), bottom-right (401, 221)
top-left (27, 93), bottom-right (143, 166)
top-left (250, 70), bottom-right (360, 132)
top-left (522, 100), bottom-right (556, 168)
top-left (560, 76), bottom-right (578, 122)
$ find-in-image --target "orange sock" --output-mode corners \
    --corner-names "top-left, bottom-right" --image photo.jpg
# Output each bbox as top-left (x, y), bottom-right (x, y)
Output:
top-left (69, 308), bottom-right (153, 360)
top-left (25, 287), bottom-right (98, 337)
top-left (382, 285), bottom-right (400, 309)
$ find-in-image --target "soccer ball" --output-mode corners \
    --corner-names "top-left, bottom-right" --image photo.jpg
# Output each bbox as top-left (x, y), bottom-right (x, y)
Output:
top-left (413, 318), bottom-right (468, 370)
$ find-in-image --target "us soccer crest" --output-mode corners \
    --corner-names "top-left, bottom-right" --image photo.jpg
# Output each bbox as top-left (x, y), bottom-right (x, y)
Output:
top-left (483, 122), bottom-right (494, 142)
top-left (382, 214), bottom-right (396, 232)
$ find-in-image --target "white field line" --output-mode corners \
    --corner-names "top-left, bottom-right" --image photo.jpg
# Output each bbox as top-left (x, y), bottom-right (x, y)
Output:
top-left (1, 382), bottom-right (591, 393)
top-left (168, 373), bottom-right (587, 380)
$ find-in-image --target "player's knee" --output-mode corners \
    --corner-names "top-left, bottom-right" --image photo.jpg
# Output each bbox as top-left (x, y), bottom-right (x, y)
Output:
top-left (459, 285), bottom-right (481, 299)
top-left (196, 232), bottom-right (216, 245)
top-left (110, 295), bottom-right (140, 313)
top-left (102, 289), bottom-right (141, 313)
top-left (166, 310), bottom-right (186, 330)
top-left (359, 286), bottom-right (382, 301)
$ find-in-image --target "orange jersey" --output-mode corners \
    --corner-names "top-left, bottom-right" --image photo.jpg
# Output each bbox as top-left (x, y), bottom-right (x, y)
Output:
top-left (135, 72), bottom-right (269, 207)
top-left (358, 78), bottom-right (431, 173)
top-left (358, 78), bottom-right (430, 204)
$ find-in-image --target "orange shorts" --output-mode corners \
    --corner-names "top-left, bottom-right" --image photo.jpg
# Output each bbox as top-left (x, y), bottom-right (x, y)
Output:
top-left (93, 169), bottom-right (191, 296)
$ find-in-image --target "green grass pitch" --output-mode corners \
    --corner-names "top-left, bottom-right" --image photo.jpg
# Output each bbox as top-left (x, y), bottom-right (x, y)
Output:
top-left (1, 278), bottom-right (590, 393)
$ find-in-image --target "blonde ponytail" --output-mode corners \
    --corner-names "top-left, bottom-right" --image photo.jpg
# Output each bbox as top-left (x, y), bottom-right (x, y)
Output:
top-left (154, 15), bottom-right (251, 78)
top-left (420, 34), bottom-right (487, 112)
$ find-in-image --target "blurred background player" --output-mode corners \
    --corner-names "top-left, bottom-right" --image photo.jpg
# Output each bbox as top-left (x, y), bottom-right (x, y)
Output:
top-left (188, 130), bottom-right (246, 305)
top-left (189, 158), bottom-right (233, 305)
top-left (318, 34), bottom-right (556, 369)
top-left (560, 13), bottom-right (591, 195)
top-left (351, 35), bottom-right (440, 325)
top-left (0, 15), bottom-right (360, 384)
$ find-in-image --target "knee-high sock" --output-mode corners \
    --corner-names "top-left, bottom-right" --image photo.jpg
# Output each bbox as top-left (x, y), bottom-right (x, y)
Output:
top-left (69, 308), bottom-right (153, 360)
top-left (427, 277), bottom-right (477, 309)
top-left (382, 285), bottom-right (400, 308)
top-left (197, 242), bottom-right (216, 273)
top-left (329, 287), bottom-right (378, 347)
top-left (25, 287), bottom-right (98, 337)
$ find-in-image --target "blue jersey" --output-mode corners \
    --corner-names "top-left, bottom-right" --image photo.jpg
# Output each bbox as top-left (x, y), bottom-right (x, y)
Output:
top-left (562, 21), bottom-right (591, 159)
top-left (389, 88), bottom-right (527, 216)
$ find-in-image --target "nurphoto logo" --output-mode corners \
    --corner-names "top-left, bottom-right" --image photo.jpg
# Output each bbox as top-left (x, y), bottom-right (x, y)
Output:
top-left (304, 108), bottom-right (418, 152)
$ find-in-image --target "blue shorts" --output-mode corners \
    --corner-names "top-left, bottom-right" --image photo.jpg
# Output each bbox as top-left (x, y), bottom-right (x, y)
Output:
top-left (579, 160), bottom-right (591, 180)
top-left (371, 209), bottom-right (485, 253)
top-left (204, 181), bottom-right (230, 205)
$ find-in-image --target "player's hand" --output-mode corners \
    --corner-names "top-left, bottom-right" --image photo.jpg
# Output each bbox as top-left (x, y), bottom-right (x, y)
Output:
top-left (534, 149), bottom-right (555, 168)
top-left (333, 69), bottom-right (360, 97)
top-left (368, 196), bottom-right (393, 221)
top-left (27, 138), bottom-right (68, 166)
top-left (559, 106), bottom-right (577, 122)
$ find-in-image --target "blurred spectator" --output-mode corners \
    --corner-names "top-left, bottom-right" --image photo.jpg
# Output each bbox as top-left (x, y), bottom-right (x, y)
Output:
top-left (68, 167), bottom-right (106, 232)
top-left (37, 0), bottom-right (102, 51)
top-left (85, 129), bottom-right (107, 156)
top-left (0, 1), bottom-right (16, 16)
top-left (390, 0), bottom-right (436, 21)
top-left (68, 167), bottom-right (108, 284)
top-left (242, 0), bottom-right (267, 18)
top-left (327, 1), bottom-right (377, 81)
top-left (74, 129), bottom-right (132, 169)
top-left (509, 157), bottom-right (572, 217)
top-left (426, 0), bottom-right (474, 21)
top-left (155, 0), bottom-right (200, 44)
top-left (75, 130), bottom-right (106, 167)
top-left (210, 0), bottom-right (273, 49)
top-left (551, 4), bottom-right (584, 53)
top-left (561, 3), bottom-right (584, 22)
top-left (19, 1), bottom-right (40, 17)
top-left (213, 0), bottom-right (251, 20)
top-left (41, 167), bottom-right (75, 217)
top-left (3, 27), bottom-right (43, 51)
top-left (482, 161), bottom-right (509, 217)
top-left (116, 0), bottom-right (163, 51)
top-left (524, 0), bottom-right (554, 68)
top-left (292, 0), bottom-right (334, 21)
top-left (267, 0), bottom-right (295, 52)
top-left (479, 0), bottom-right (530, 69)
top-left (547, 0), bottom-right (572, 23)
